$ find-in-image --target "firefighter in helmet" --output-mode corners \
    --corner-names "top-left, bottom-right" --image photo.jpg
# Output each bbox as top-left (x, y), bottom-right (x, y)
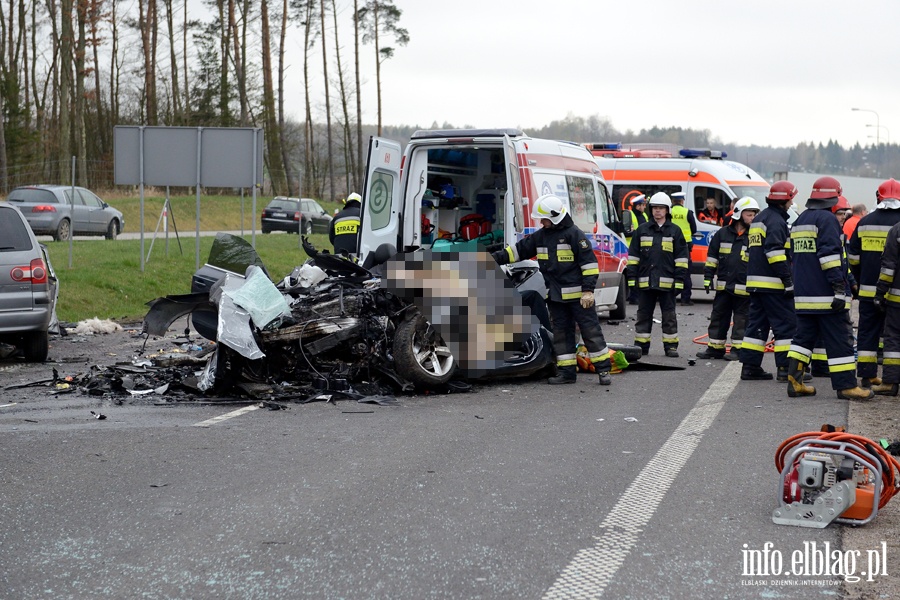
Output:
top-left (627, 191), bottom-right (689, 357)
top-left (740, 181), bottom-right (798, 381)
top-left (330, 192), bottom-right (362, 256)
top-left (492, 194), bottom-right (613, 385)
top-left (785, 176), bottom-right (872, 400)
top-left (852, 178), bottom-right (900, 395)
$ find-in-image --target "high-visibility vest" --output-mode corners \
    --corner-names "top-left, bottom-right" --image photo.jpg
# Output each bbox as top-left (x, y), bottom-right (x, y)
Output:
top-left (671, 205), bottom-right (693, 245)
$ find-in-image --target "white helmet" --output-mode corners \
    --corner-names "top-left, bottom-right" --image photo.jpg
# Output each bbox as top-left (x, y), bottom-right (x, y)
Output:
top-left (345, 192), bottom-right (362, 204)
top-left (731, 196), bottom-right (760, 220)
top-left (531, 194), bottom-right (568, 225)
top-left (648, 192), bottom-right (672, 210)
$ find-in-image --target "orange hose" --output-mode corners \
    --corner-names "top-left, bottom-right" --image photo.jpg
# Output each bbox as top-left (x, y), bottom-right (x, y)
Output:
top-left (775, 431), bottom-right (900, 509)
top-left (692, 331), bottom-right (775, 352)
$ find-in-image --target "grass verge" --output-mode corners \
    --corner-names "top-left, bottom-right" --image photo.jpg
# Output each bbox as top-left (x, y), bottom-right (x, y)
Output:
top-left (44, 232), bottom-right (332, 323)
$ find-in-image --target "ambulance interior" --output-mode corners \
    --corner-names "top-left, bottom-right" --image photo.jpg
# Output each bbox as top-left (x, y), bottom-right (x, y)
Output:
top-left (406, 145), bottom-right (512, 251)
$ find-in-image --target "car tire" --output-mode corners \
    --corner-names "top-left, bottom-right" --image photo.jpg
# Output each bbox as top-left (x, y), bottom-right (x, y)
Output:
top-left (22, 330), bottom-right (49, 362)
top-left (303, 220), bottom-right (313, 235)
top-left (393, 312), bottom-right (456, 387)
top-left (609, 274), bottom-right (627, 320)
top-left (262, 228), bottom-right (271, 234)
top-left (54, 218), bottom-right (71, 242)
top-left (105, 219), bottom-right (119, 240)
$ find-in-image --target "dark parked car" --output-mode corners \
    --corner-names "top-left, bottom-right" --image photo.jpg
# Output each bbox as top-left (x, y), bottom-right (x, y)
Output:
top-left (6, 185), bottom-right (125, 241)
top-left (261, 197), bottom-right (308, 234)
top-left (298, 198), bottom-right (333, 234)
top-left (0, 202), bottom-right (58, 361)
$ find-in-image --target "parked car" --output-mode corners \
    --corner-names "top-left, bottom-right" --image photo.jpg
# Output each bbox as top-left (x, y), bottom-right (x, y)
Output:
top-left (5, 185), bottom-right (124, 241)
top-left (261, 197), bottom-right (309, 234)
top-left (0, 202), bottom-right (58, 361)
top-left (298, 198), bottom-right (333, 234)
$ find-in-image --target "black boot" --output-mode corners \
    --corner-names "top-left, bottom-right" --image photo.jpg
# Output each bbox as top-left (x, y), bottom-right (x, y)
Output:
top-left (786, 359), bottom-right (816, 397)
top-left (696, 348), bottom-right (725, 359)
top-left (741, 365), bottom-right (773, 380)
top-left (548, 367), bottom-right (577, 385)
top-left (777, 366), bottom-right (812, 382)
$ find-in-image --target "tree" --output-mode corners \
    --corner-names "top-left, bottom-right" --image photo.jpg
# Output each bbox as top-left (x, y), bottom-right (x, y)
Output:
top-left (332, 0), bottom-right (355, 195)
top-left (138, 0), bottom-right (159, 124)
top-left (353, 0), bottom-right (362, 190)
top-left (357, 0), bottom-right (407, 136)
top-left (260, 0), bottom-right (287, 193)
top-left (278, 0), bottom-right (294, 193)
top-left (319, 0), bottom-right (333, 201)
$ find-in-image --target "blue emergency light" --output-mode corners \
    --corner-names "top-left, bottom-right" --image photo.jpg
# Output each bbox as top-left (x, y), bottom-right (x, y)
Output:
top-left (680, 148), bottom-right (728, 159)
top-left (591, 143), bottom-right (622, 150)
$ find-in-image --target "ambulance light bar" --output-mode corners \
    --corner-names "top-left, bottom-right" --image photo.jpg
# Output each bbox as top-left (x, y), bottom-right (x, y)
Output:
top-left (587, 143), bottom-right (622, 150)
top-left (680, 148), bottom-right (728, 159)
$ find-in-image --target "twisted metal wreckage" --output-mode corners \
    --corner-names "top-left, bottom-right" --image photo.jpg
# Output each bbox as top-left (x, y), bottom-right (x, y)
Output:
top-left (123, 234), bottom-right (564, 405)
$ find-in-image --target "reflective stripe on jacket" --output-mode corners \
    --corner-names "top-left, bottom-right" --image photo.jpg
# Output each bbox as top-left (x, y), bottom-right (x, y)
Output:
top-left (848, 208), bottom-right (900, 301)
top-left (791, 208), bottom-right (850, 313)
top-left (746, 205), bottom-right (793, 293)
top-left (626, 218), bottom-right (689, 291)
top-left (703, 222), bottom-right (749, 295)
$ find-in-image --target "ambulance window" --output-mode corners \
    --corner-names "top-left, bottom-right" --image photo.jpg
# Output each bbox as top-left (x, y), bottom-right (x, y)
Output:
top-left (731, 185), bottom-right (769, 204)
top-left (508, 160), bottom-right (524, 233)
top-left (566, 175), bottom-right (597, 232)
top-left (368, 170), bottom-right (395, 231)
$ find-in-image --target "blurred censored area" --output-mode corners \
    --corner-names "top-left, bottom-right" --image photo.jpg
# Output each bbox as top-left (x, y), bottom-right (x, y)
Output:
top-left (383, 250), bottom-right (540, 376)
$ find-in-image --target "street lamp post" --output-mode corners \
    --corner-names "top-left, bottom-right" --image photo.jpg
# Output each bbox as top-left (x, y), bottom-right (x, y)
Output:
top-left (852, 107), bottom-right (881, 144)
top-left (867, 124), bottom-right (891, 144)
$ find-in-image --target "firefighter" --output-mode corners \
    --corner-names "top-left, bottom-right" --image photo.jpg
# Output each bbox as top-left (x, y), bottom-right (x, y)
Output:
top-left (491, 194), bottom-right (612, 385)
top-left (622, 194), bottom-right (648, 304)
top-left (330, 192), bottom-right (362, 256)
top-left (697, 197), bottom-right (758, 360)
top-left (849, 178), bottom-right (900, 394)
top-left (785, 176), bottom-right (872, 400)
top-left (627, 192), bottom-right (689, 357)
top-left (740, 181), bottom-right (798, 381)
top-left (671, 192), bottom-right (697, 305)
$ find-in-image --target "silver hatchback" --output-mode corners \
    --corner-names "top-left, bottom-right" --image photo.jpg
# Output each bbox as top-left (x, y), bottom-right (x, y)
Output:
top-left (0, 203), bottom-right (57, 361)
top-left (6, 185), bottom-right (125, 241)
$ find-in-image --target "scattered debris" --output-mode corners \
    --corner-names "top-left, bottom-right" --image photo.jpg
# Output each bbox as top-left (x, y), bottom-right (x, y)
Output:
top-left (624, 417), bottom-right (639, 422)
top-left (71, 318), bottom-right (123, 336)
top-left (90, 411), bottom-right (107, 420)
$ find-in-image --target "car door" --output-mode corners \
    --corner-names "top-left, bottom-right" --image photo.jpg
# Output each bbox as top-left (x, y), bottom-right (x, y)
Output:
top-left (78, 189), bottom-right (107, 233)
top-left (359, 137), bottom-right (403, 262)
top-left (63, 189), bottom-right (91, 234)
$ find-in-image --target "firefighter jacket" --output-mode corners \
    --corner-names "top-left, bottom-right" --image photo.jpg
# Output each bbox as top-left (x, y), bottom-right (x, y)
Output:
top-left (703, 221), bottom-right (749, 295)
top-left (671, 204), bottom-right (697, 246)
top-left (791, 208), bottom-right (850, 313)
top-left (626, 217), bottom-right (689, 291)
top-left (330, 202), bottom-right (361, 255)
top-left (848, 207), bottom-right (900, 301)
top-left (746, 204), bottom-right (793, 293)
top-left (493, 214), bottom-right (599, 303)
top-left (875, 220), bottom-right (900, 307)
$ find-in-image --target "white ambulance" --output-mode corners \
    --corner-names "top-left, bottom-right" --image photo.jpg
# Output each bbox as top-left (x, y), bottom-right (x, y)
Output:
top-left (359, 129), bottom-right (630, 318)
top-left (587, 143), bottom-right (771, 288)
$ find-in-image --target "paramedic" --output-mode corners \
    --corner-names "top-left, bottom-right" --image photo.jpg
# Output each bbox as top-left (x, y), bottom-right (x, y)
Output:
top-left (671, 192), bottom-right (697, 305)
top-left (849, 178), bottom-right (900, 395)
top-left (844, 203), bottom-right (868, 239)
top-left (492, 194), bottom-right (613, 385)
top-left (784, 176), bottom-right (871, 400)
top-left (697, 197), bottom-right (757, 360)
top-left (698, 197), bottom-right (724, 226)
top-left (740, 181), bottom-right (798, 381)
top-left (627, 192), bottom-right (689, 358)
top-left (330, 192), bottom-right (362, 256)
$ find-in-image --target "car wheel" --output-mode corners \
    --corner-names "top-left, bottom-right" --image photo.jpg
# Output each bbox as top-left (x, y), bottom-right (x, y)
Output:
top-left (54, 218), bottom-right (71, 242)
top-left (609, 274), bottom-right (627, 320)
top-left (22, 330), bottom-right (49, 362)
top-left (393, 312), bottom-right (456, 387)
top-left (105, 219), bottom-right (119, 240)
top-left (262, 228), bottom-right (271, 234)
top-left (303, 220), bottom-right (313, 235)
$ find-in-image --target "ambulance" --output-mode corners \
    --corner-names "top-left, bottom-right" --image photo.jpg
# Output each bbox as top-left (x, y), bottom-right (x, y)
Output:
top-left (359, 129), bottom-right (630, 319)
top-left (587, 143), bottom-right (771, 288)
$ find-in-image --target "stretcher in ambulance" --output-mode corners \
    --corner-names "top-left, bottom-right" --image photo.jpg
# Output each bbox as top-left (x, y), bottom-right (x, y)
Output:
top-left (359, 129), bottom-right (630, 319)
top-left (587, 143), bottom-right (771, 288)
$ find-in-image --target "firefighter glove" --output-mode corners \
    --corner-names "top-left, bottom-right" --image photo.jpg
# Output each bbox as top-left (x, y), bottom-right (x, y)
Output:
top-left (491, 249), bottom-right (506, 264)
top-left (784, 285), bottom-right (794, 299)
top-left (851, 284), bottom-right (859, 299)
top-left (874, 296), bottom-right (885, 312)
top-left (704, 282), bottom-right (711, 294)
top-left (580, 291), bottom-right (595, 309)
top-left (831, 295), bottom-right (846, 311)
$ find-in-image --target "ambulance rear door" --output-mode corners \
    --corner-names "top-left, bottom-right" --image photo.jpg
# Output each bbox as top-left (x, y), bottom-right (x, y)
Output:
top-left (359, 137), bottom-right (403, 263)
top-left (503, 134), bottom-right (525, 246)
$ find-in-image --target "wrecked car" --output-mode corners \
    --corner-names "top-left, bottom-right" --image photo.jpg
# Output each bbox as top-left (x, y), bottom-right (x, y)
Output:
top-left (144, 234), bottom-right (557, 396)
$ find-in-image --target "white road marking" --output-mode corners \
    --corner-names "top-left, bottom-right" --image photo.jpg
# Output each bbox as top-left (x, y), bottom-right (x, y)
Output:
top-left (192, 404), bottom-right (261, 427)
top-left (543, 361), bottom-right (741, 599)
top-left (0, 403), bottom-right (17, 408)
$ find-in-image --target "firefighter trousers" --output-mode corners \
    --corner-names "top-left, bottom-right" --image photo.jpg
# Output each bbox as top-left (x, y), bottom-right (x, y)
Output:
top-left (707, 291), bottom-right (749, 354)
top-left (548, 300), bottom-right (611, 376)
top-left (881, 305), bottom-right (900, 384)
top-left (856, 300), bottom-right (884, 380)
top-left (634, 289), bottom-right (678, 353)
top-left (788, 311), bottom-right (856, 390)
top-left (740, 292), bottom-right (796, 369)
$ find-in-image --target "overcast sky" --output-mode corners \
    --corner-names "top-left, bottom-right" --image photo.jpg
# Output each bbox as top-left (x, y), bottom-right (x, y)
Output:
top-left (293, 0), bottom-right (900, 149)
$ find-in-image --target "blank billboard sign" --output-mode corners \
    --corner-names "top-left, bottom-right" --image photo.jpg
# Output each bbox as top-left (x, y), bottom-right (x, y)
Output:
top-left (114, 126), bottom-right (263, 187)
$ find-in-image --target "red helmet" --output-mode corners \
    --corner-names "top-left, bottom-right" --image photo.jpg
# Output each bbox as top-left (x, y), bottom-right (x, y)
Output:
top-left (877, 178), bottom-right (900, 203)
top-left (766, 181), bottom-right (798, 202)
top-left (810, 176), bottom-right (842, 200)
top-left (831, 195), bottom-right (851, 214)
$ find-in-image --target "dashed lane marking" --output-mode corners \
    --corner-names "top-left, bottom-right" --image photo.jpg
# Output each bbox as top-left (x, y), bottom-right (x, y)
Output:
top-left (543, 361), bottom-right (741, 599)
top-left (192, 404), bottom-right (261, 427)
